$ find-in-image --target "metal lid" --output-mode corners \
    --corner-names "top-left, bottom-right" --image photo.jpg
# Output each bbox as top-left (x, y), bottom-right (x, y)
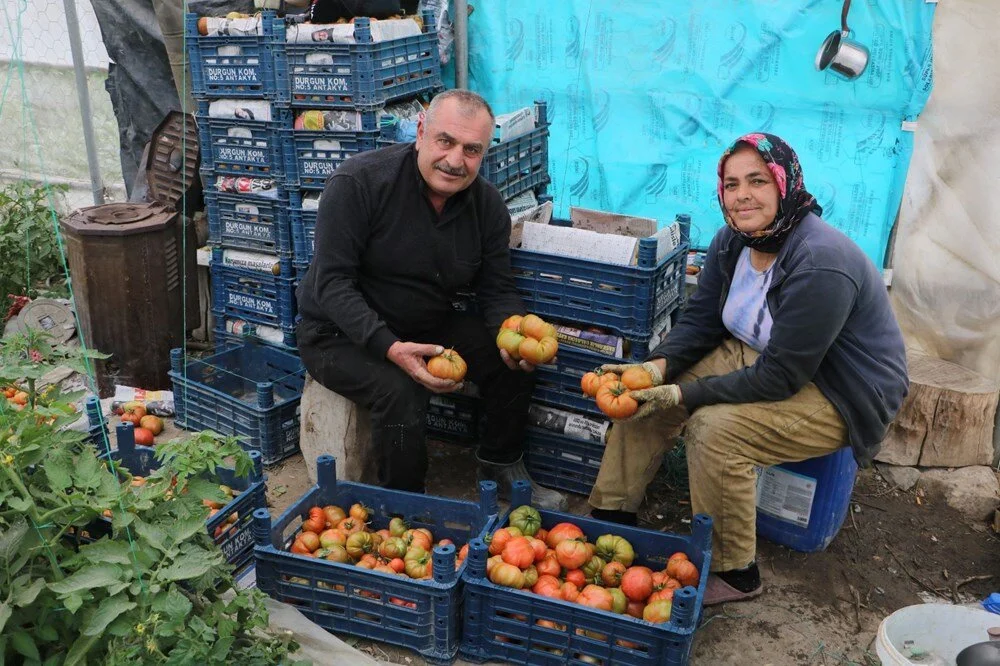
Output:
top-left (146, 111), bottom-right (200, 209)
top-left (61, 202), bottom-right (176, 236)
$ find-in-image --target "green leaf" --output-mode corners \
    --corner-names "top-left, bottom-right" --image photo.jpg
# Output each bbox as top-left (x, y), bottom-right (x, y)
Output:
top-left (64, 592), bottom-right (84, 614)
top-left (170, 513), bottom-right (209, 545)
top-left (81, 594), bottom-right (136, 636)
top-left (11, 577), bottom-right (45, 607)
top-left (45, 449), bottom-right (74, 490)
top-left (11, 630), bottom-right (40, 661)
top-left (72, 452), bottom-right (102, 489)
top-left (0, 601), bottom-right (11, 633)
top-left (107, 615), bottom-right (132, 637)
top-left (0, 518), bottom-right (28, 563)
top-left (5, 496), bottom-right (31, 514)
top-left (36, 624), bottom-right (58, 642)
top-left (80, 539), bottom-right (133, 566)
top-left (156, 549), bottom-right (221, 582)
top-left (210, 636), bottom-right (235, 660)
top-left (48, 564), bottom-right (121, 596)
top-left (134, 519), bottom-right (170, 554)
top-left (65, 633), bottom-right (97, 666)
top-left (152, 586), bottom-right (192, 620)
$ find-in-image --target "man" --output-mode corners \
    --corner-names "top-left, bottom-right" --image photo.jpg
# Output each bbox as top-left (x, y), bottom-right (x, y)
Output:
top-left (296, 89), bottom-right (566, 510)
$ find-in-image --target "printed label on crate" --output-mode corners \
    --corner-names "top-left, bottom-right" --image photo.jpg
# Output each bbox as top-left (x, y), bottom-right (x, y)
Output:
top-left (224, 220), bottom-right (273, 242)
top-left (282, 418), bottom-right (298, 444)
top-left (217, 145), bottom-right (270, 166)
top-left (528, 404), bottom-right (607, 443)
top-left (426, 413), bottom-right (472, 436)
top-left (755, 466), bottom-right (816, 527)
top-left (293, 74), bottom-right (350, 93)
top-left (653, 279), bottom-right (682, 315)
top-left (301, 160), bottom-right (335, 177)
top-left (205, 66), bottom-right (261, 84)
top-left (222, 249), bottom-right (281, 274)
top-left (227, 292), bottom-right (276, 316)
top-left (220, 525), bottom-right (254, 561)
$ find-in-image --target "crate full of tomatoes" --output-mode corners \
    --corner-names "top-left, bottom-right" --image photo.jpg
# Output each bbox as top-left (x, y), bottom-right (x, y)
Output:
top-left (75, 423), bottom-right (267, 574)
top-left (460, 480), bottom-right (712, 666)
top-left (252, 454), bottom-right (500, 664)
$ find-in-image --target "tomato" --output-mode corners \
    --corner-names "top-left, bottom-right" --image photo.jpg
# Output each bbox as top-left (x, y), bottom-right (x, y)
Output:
top-left (138, 415), bottom-right (164, 435)
top-left (337, 517), bottom-right (364, 534)
top-left (495, 328), bottom-right (525, 359)
top-left (488, 561), bottom-right (525, 589)
top-left (608, 587), bottom-right (628, 614)
top-left (525, 536), bottom-right (547, 563)
top-left (298, 531), bottom-right (320, 552)
top-left (532, 574), bottom-right (562, 598)
top-left (518, 314), bottom-right (557, 340)
top-left (559, 582), bottom-right (580, 602)
top-left (650, 570), bottom-right (670, 591)
top-left (621, 566), bottom-right (654, 603)
top-left (580, 372), bottom-right (603, 397)
top-left (404, 546), bottom-right (433, 579)
top-left (518, 336), bottom-right (558, 365)
top-left (507, 505), bottom-right (541, 537)
top-left (581, 555), bottom-right (606, 584)
top-left (324, 545), bottom-right (351, 563)
top-left (522, 565), bottom-right (538, 588)
top-left (133, 427), bottom-right (155, 446)
top-left (648, 588), bottom-right (674, 603)
top-left (643, 599), bottom-right (672, 623)
top-left (486, 555), bottom-right (504, 577)
top-left (577, 585), bottom-right (613, 611)
top-left (488, 527), bottom-right (520, 556)
top-left (123, 401), bottom-right (147, 419)
top-left (427, 348), bottom-right (468, 382)
top-left (671, 560), bottom-right (700, 587)
top-left (457, 543), bottom-right (469, 562)
top-left (373, 564), bottom-right (397, 575)
top-left (564, 569), bottom-right (586, 589)
top-left (355, 554), bottom-right (378, 569)
top-left (11, 391), bottom-right (28, 406)
top-left (595, 382), bottom-right (638, 419)
top-left (120, 411), bottom-right (142, 426)
top-left (536, 551), bottom-right (561, 578)
top-left (3, 386), bottom-right (15, 398)
top-left (290, 539), bottom-right (313, 556)
top-left (378, 536), bottom-right (407, 560)
top-left (346, 532), bottom-right (375, 560)
top-left (301, 515), bottom-right (325, 534)
top-left (545, 523), bottom-right (584, 549)
top-left (621, 366), bottom-right (654, 390)
top-left (388, 557), bottom-right (405, 573)
top-left (601, 561), bottom-right (627, 587)
top-left (319, 529), bottom-right (347, 549)
top-left (535, 527), bottom-right (548, 543)
top-left (387, 516), bottom-right (408, 537)
top-left (501, 537), bottom-right (535, 569)
top-left (349, 503), bottom-right (370, 523)
top-left (555, 540), bottom-right (590, 570)
top-left (375, 529), bottom-right (392, 542)
top-left (389, 596), bottom-right (416, 608)
top-left (404, 528), bottom-right (433, 551)
top-left (626, 600), bottom-right (645, 619)
top-left (323, 505), bottom-right (347, 527)
top-left (501, 315), bottom-right (523, 332)
top-left (594, 534), bottom-right (635, 567)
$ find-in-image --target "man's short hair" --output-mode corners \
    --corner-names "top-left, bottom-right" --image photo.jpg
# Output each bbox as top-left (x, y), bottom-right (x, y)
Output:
top-left (424, 89), bottom-right (495, 126)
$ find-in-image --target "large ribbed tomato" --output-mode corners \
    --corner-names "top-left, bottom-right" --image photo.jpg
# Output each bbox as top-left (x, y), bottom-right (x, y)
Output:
top-left (595, 382), bottom-right (638, 419)
top-left (427, 349), bottom-right (467, 381)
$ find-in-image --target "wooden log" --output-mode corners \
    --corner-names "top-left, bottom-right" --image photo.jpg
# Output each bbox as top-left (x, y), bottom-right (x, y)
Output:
top-left (878, 352), bottom-right (999, 467)
top-left (299, 374), bottom-right (376, 485)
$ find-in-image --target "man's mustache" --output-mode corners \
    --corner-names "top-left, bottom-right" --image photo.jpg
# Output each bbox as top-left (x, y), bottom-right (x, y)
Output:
top-left (434, 161), bottom-right (467, 177)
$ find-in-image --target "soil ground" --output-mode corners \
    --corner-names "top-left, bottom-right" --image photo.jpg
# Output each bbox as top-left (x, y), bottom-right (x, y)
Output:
top-left (144, 417), bottom-right (999, 665)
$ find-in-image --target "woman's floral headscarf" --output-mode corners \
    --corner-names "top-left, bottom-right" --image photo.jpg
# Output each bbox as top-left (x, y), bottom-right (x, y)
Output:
top-left (717, 132), bottom-right (822, 253)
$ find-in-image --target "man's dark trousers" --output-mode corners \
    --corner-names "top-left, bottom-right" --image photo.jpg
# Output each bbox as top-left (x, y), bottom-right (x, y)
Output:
top-left (297, 311), bottom-right (535, 493)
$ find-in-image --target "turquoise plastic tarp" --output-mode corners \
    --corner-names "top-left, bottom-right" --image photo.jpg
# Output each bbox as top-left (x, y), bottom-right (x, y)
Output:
top-left (467, 0), bottom-right (935, 264)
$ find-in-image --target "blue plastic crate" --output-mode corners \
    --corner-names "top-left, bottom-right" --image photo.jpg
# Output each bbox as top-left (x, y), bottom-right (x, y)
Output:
top-left (426, 393), bottom-right (483, 444)
top-left (481, 102), bottom-right (550, 201)
top-left (196, 100), bottom-right (292, 179)
top-left (253, 455), bottom-right (499, 664)
top-left (289, 189), bottom-right (319, 269)
top-left (460, 480), bottom-right (712, 666)
top-left (756, 447), bottom-right (858, 553)
top-left (169, 343), bottom-right (305, 465)
top-left (285, 13), bottom-right (442, 109)
top-left (186, 12), bottom-right (289, 100)
top-left (524, 425), bottom-right (607, 497)
top-left (83, 395), bottom-right (111, 450)
top-left (205, 186), bottom-right (293, 255)
top-left (283, 129), bottom-right (380, 189)
top-left (210, 248), bottom-right (298, 331)
top-left (511, 221), bottom-right (688, 339)
top-left (80, 422), bottom-right (267, 574)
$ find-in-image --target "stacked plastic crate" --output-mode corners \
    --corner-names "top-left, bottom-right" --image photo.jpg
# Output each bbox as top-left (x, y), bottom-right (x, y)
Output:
top-left (516, 215), bottom-right (692, 496)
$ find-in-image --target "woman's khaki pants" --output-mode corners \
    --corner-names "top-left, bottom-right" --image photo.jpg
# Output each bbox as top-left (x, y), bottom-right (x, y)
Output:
top-left (588, 339), bottom-right (847, 571)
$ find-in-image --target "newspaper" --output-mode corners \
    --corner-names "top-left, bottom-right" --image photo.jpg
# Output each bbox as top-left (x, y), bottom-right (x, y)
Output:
top-left (528, 404), bottom-right (609, 444)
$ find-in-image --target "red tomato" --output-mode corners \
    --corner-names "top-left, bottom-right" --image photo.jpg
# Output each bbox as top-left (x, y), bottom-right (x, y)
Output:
top-left (501, 537), bottom-right (535, 569)
top-left (133, 427), bottom-right (155, 446)
top-left (621, 566), bottom-right (654, 603)
top-left (545, 523), bottom-right (584, 549)
top-left (595, 382), bottom-right (638, 419)
top-left (555, 539), bottom-right (590, 570)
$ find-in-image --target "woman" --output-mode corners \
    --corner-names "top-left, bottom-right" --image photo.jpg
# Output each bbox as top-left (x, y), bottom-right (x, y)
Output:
top-left (588, 133), bottom-right (908, 605)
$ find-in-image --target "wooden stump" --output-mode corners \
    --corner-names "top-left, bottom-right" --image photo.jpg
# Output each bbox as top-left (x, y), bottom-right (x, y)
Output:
top-left (299, 374), bottom-right (377, 485)
top-left (878, 352), bottom-right (999, 467)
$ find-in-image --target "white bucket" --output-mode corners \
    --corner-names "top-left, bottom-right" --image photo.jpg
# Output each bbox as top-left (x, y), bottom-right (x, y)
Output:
top-left (876, 603), bottom-right (999, 665)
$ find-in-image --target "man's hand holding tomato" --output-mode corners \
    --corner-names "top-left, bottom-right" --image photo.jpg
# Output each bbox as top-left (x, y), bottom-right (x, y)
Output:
top-left (387, 341), bottom-right (463, 394)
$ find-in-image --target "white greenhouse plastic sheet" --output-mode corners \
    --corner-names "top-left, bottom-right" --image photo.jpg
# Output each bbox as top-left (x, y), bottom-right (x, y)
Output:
top-left (468, 0), bottom-right (935, 264)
